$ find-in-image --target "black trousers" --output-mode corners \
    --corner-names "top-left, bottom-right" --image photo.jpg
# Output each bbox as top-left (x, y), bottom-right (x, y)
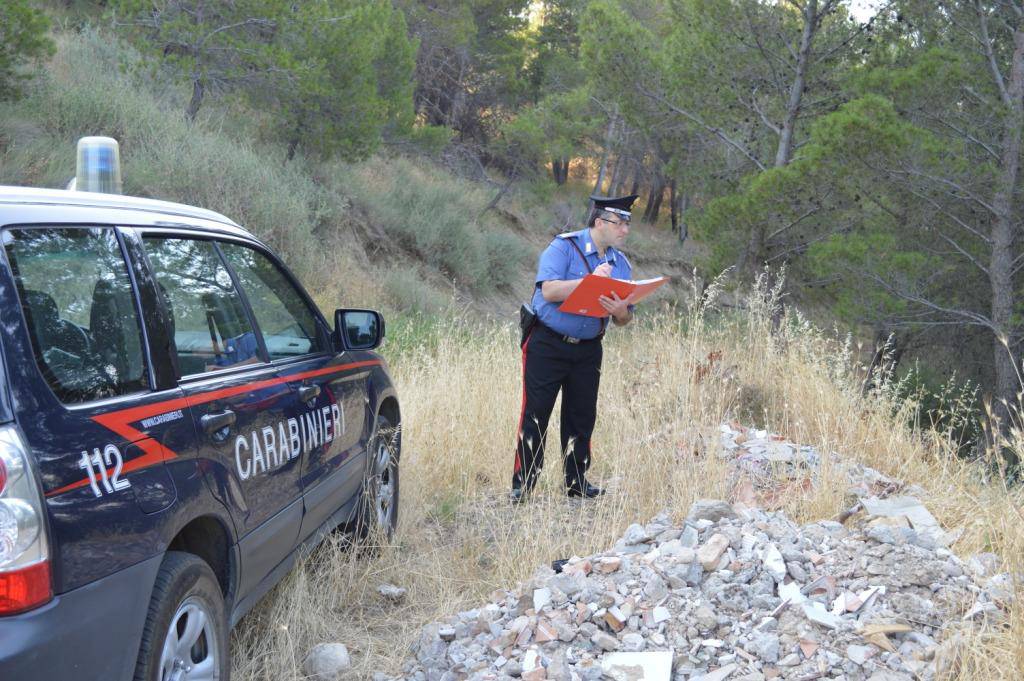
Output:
top-left (512, 324), bottom-right (602, 492)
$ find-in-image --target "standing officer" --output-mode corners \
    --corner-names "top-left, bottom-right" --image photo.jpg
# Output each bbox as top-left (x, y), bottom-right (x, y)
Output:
top-left (511, 194), bottom-right (637, 502)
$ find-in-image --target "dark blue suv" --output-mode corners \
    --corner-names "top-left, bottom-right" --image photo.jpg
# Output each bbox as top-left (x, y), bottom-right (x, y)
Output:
top-left (0, 186), bottom-right (401, 680)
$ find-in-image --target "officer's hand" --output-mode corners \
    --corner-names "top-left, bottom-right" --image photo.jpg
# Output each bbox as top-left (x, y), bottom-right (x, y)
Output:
top-left (594, 263), bottom-right (613, 277)
top-left (598, 291), bottom-right (634, 321)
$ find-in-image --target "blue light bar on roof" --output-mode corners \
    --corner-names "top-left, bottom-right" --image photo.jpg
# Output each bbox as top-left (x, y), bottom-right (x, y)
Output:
top-left (75, 136), bottom-right (122, 195)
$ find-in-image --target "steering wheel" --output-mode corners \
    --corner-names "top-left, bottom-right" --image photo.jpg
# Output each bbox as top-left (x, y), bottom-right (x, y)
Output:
top-left (56, 322), bottom-right (120, 395)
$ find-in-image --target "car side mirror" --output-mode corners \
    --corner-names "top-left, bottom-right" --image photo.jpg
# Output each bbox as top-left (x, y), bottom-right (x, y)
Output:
top-left (335, 309), bottom-right (385, 351)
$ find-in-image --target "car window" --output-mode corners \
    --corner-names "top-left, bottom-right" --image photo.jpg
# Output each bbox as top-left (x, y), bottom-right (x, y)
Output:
top-left (218, 242), bottom-right (326, 360)
top-left (3, 227), bottom-right (148, 403)
top-left (142, 237), bottom-right (262, 376)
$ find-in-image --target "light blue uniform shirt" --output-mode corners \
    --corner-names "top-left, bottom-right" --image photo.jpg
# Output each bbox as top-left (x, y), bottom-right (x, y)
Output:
top-left (532, 228), bottom-right (632, 340)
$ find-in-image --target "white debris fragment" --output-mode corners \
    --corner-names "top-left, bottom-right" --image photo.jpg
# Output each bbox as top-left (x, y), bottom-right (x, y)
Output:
top-left (532, 587), bottom-right (551, 612)
top-left (377, 583), bottom-right (407, 602)
top-left (802, 601), bottom-right (844, 630)
top-left (761, 543), bottom-right (786, 583)
top-left (600, 651), bottom-right (673, 681)
top-left (778, 580), bottom-right (807, 605)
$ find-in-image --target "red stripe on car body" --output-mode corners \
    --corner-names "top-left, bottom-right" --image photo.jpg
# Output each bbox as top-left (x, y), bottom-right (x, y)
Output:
top-left (45, 360), bottom-right (382, 498)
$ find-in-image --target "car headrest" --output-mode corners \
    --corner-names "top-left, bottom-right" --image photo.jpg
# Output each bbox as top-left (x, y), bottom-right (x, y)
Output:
top-left (90, 279), bottom-right (126, 339)
top-left (21, 289), bottom-right (60, 328)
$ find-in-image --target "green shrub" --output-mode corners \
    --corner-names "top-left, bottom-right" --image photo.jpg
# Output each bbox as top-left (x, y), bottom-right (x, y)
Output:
top-left (333, 156), bottom-right (528, 291)
top-left (1, 29), bottom-right (324, 277)
top-left (481, 230), bottom-right (525, 290)
top-left (383, 268), bottom-right (451, 313)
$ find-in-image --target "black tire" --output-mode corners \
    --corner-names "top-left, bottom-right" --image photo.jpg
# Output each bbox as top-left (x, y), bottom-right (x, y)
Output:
top-left (353, 413), bottom-right (400, 544)
top-left (134, 551), bottom-right (229, 681)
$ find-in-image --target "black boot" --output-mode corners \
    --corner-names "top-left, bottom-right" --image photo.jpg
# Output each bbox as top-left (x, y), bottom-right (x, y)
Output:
top-left (566, 481), bottom-right (603, 499)
top-left (510, 472), bottom-right (537, 504)
top-left (509, 485), bottom-right (529, 504)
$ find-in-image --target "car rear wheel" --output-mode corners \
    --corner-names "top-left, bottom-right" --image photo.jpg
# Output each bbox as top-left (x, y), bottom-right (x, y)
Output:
top-left (354, 413), bottom-right (400, 543)
top-left (134, 551), bottom-right (229, 681)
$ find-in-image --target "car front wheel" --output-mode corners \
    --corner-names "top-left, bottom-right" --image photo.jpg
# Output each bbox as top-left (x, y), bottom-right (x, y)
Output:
top-left (134, 551), bottom-right (229, 681)
top-left (354, 412), bottom-right (400, 543)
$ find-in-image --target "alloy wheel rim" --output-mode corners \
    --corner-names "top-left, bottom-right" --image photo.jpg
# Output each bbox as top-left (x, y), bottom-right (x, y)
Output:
top-left (159, 596), bottom-right (219, 681)
top-left (373, 437), bottom-right (394, 529)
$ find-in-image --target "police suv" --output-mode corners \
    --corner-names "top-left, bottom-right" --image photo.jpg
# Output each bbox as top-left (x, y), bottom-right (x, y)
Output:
top-left (0, 185), bottom-right (401, 680)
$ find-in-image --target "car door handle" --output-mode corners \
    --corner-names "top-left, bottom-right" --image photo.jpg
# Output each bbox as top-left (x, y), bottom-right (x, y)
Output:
top-left (298, 385), bottom-right (320, 402)
top-left (201, 409), bottom-right (236, 434)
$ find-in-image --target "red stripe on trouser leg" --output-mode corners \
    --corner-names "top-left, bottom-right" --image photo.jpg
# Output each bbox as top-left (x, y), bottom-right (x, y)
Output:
top-left (513, 332), bottom-right (532, 474)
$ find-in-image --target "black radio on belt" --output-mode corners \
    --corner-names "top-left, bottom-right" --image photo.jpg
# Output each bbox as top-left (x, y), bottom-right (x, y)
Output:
top-left (519, 302), bottom-right (537, 347)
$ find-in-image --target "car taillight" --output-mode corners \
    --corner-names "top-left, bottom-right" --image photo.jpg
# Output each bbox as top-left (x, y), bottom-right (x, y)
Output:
top-left (0, 427), bottom-right (50, 615)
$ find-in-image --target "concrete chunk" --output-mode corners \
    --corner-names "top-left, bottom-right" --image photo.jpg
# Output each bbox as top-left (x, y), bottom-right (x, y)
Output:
top-left (688, 500), bottom-right (738, 524)
top-left (698, 533), bottom-right (731, 571)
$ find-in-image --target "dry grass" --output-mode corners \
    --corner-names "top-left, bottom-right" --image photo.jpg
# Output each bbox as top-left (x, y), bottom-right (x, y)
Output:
top-left (230, 281), bottom-right (1024, 680)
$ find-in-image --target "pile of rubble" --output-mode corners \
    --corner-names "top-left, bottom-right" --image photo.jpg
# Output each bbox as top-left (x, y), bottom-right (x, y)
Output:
top-left (717, 424), bottom-right (963, 551)
top-left (346, 424), bottom-right (1014, 681)
top-left (395, 501), bottom-right (1011, 681)
top-left (717, 424), bottom-right (913, 513)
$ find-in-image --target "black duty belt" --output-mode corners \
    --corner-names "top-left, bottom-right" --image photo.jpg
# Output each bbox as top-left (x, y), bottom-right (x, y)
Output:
top-left (538, 322), bottom-right (603, 345)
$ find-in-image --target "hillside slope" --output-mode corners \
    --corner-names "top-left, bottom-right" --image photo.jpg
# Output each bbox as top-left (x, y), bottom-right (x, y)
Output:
top-left (0, 27), bottom-right (692, 326)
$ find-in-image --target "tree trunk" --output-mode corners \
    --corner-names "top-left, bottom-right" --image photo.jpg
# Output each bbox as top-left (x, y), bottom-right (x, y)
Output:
top-left (642, 183), bottom-right (656, 222)
top-left (286, 117), bottom-right (306, 162)
top-left (479, 174), bottom-right (516, 219)
top-left (551, 158), bottom-right (565, 185)
top-left (986, 24), bottom-right (1024, 454)
top-left (643, 179), bottom-right (665, 223)
top-left (448, 52), bottom-right (469, 130)
top-left (669, 181), bottom-right (689, 242)
top-left (670, 180), bottom-right (679, 233)
top-left (594, 155), bottom-right (608, 195)
top-left (606, 153), bottom-right (622, 193)
top-left (186, 76), bottom-right (205, 122)
top-left (678, 192), bottom-right (689, 243)
top-left (740, 1), bottom-right (818, 272)
top-left (629, 162), bottom-right (641, 196)
top-left (593, 109), bottom-right (618, 194)
top-left (650, 187), bottom-right (664, 223)
top-left (775, 0), bottom-right (817, 168)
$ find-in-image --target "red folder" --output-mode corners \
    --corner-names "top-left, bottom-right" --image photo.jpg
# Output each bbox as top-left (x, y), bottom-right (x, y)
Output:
top-left (558, 274), bottom-right (668, 318)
